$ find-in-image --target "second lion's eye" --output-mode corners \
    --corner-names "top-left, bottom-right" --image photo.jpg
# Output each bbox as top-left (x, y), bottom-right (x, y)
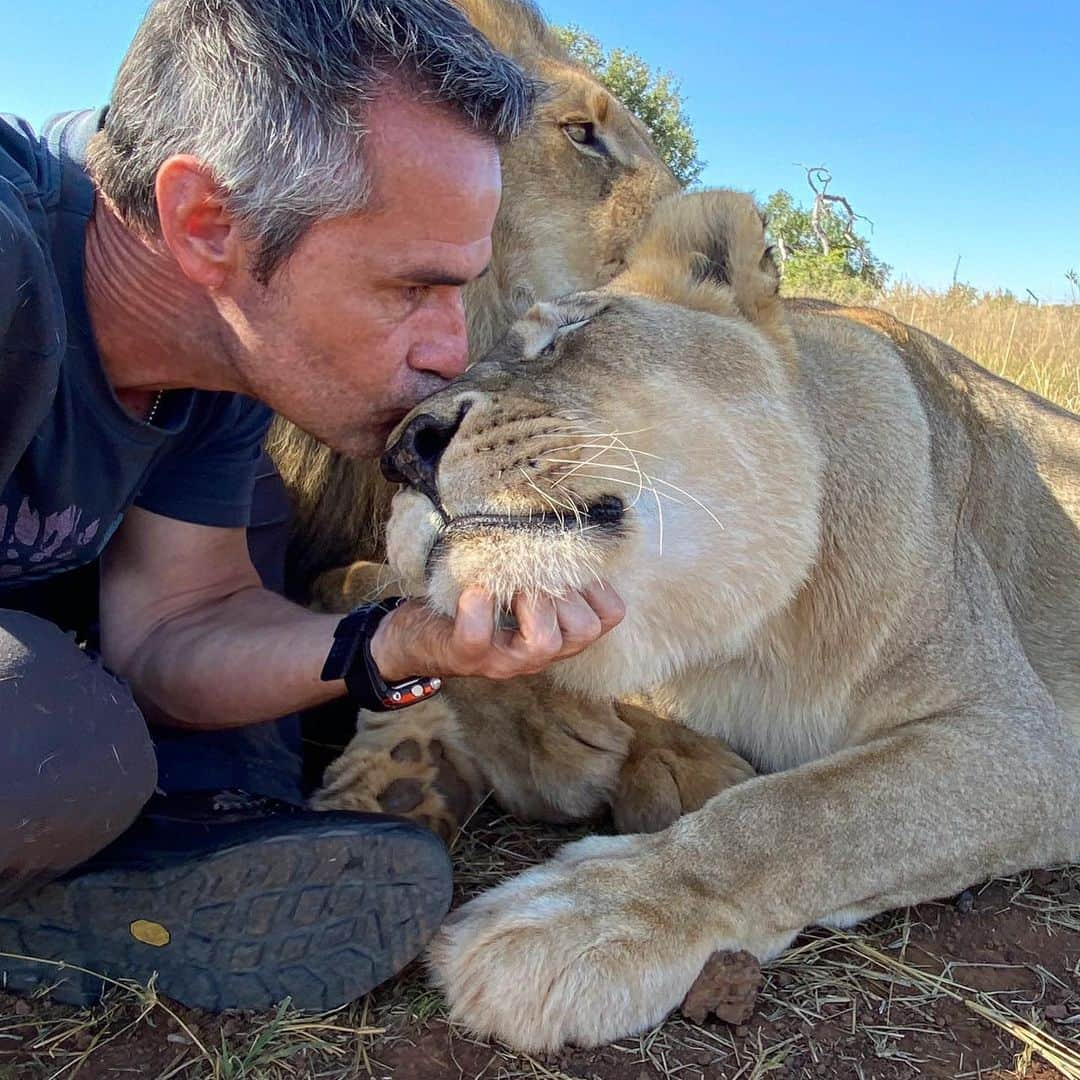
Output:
top-left (561, 121), bottom-right (606, 156)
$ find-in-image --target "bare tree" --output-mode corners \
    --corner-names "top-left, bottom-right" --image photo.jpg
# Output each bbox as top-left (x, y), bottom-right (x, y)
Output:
top-left (796, 164), bottom-right (874, 257)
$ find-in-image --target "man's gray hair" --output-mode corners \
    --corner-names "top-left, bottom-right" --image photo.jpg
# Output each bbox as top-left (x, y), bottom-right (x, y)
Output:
top-left (88, 0), bottom-right (537, 281)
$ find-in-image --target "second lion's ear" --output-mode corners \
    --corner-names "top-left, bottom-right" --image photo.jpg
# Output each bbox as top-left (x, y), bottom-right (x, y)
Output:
top-left (614, 189), bottom-right (782, 326)
top-left (611, 189), bottom-right (792, 353)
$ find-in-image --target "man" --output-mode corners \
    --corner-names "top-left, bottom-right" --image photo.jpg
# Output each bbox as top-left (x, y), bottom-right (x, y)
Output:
top-left (0, 0), bottom-right (624, 1013)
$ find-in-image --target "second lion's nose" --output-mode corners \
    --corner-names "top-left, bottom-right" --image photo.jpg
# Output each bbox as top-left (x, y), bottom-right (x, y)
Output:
top-left (380, 408), bottom-right (466, 504)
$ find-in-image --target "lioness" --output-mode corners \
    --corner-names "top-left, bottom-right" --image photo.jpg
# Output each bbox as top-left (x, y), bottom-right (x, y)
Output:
top-left (322, 189), bottom-right (1080, 1051)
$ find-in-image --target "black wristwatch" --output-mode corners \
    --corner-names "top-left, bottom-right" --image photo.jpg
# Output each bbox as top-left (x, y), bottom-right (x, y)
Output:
top-left (319, 597), bottom-right (442, 712)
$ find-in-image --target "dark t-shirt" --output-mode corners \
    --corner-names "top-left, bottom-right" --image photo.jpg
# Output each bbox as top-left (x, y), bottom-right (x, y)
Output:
top-left (0, 109), bottom-right (273, 589)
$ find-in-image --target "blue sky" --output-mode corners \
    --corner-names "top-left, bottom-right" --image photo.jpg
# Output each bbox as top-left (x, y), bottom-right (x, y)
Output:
top-left (4, 1), bottom-right (1077, 300)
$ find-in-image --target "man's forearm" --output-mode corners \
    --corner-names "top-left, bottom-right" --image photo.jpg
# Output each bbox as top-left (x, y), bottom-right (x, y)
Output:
top-left (116, 572), bottom-right (624, 731)
top-left (125, 586), bottom-right (345, 729)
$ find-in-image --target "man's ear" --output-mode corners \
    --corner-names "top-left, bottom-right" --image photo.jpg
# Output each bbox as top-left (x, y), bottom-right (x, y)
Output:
top-left (613, 189), bottom-right (782, 328)
top-left (154, 156), bottom-right (243, 288)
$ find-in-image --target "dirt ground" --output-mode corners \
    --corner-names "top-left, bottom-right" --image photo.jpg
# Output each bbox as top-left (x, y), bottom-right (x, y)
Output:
top-left (1, 805), bottom-right (1077, 1080)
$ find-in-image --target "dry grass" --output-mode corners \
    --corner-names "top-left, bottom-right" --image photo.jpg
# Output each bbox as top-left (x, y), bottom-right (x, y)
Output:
top-left (787, 281), bottom-right (1080, 414)
top-left (878, 286), bottom-right (1079, 413)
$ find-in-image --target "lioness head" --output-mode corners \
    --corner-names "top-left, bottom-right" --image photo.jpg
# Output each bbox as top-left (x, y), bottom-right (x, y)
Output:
top-left (382, 190), bottom-right (825, 697)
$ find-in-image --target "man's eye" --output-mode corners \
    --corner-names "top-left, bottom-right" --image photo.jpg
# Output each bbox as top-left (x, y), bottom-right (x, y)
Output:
top-left (404, 285), bottom-right (430, 304)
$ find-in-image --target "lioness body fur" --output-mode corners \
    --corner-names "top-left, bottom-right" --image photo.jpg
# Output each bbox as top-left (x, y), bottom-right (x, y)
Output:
top-left (318, 189), bottom-right (1079, 1051)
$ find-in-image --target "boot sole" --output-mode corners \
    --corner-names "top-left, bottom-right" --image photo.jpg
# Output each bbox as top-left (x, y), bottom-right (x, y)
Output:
top-left (0, 815), bottom-right (451, 1011)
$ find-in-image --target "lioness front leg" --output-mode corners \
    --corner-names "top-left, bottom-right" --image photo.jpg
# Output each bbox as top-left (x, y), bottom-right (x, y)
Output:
top-left (309, 678), bottom-right (630, 840)
top-left (431, 708), bottom-right (1080, 1052)
top-left (312, 677), bottom-right (755, 839)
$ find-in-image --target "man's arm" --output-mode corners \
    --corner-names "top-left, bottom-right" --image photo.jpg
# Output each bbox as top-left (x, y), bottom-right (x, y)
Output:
top-left (100, 507), bottom-right (623, 730)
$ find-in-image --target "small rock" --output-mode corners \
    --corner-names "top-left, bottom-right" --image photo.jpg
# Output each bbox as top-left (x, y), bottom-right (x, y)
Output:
top-left (955, 889), bottom-right (975, 915)
top-left (167, 1032), bottom-right (191, 1045)
top-left (1045, 1004), bottom-right (1068, 1020)
top-left (13, 1000), bottom-right (31, 1017)
top-left (680, 950), bottom-right (762, 1026)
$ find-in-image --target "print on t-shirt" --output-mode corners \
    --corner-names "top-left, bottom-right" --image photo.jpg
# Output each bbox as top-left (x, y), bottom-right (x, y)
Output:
top-left (0, 496), bottom-right (117, 580)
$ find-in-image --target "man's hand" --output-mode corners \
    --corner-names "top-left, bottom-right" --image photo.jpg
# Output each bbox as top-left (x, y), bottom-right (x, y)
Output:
top-left (369, 585), bottom-right (625, 683)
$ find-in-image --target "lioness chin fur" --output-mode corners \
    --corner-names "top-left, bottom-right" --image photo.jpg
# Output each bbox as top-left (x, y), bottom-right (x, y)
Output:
top-left (320, 187), bottom-right (1080, 1052)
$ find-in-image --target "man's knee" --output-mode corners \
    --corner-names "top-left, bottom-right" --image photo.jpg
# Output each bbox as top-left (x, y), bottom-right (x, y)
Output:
top-left (1, 610), bottom-right (157, 898)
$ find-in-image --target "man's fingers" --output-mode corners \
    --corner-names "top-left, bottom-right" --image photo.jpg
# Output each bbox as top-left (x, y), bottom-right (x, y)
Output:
top-left (372, 582), bottom-right (627, 684)
top-left (582, 581), bottom-right (626, 631)
top-left (508, 592), bottom-right (563, 660)
top-left (451, 587), bottom-right (500, 657)
top-left (553, 592), bottom-right (603, 649)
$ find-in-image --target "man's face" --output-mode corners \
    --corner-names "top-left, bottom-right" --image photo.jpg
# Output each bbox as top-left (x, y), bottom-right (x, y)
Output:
top-left (228, 92), bottom-right (502, 457)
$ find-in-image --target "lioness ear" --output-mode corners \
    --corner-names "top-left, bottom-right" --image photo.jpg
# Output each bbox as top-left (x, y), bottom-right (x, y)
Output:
top-left (615, 190), bottom-right (786, 339)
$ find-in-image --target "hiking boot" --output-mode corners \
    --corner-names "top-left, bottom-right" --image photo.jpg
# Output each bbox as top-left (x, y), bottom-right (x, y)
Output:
top-left (0, 790), bottom-right (452, 1011)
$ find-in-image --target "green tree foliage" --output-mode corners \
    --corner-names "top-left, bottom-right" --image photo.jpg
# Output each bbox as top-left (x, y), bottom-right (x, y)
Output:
top-left (764, 173), bottom-right (891, 301)
top-left (555, 25), bottom-right (704, 187)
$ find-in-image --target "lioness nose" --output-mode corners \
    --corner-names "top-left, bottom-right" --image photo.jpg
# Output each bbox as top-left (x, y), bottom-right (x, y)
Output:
top-left (380, 409), bottom-right (466, 501)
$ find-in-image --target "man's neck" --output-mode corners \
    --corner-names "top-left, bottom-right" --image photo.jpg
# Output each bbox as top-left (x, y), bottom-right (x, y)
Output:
top-left (83, 198), bottom-right (240, 413)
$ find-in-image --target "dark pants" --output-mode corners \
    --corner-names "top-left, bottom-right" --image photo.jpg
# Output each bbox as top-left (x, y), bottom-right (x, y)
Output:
top-left (0, 455), bottom-right (303, 905)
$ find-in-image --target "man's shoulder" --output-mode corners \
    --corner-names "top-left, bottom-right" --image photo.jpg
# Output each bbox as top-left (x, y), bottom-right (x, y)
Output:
top-left (1, 109), bottom-right (103, 217)
top-left (0, 114), bottom-right (51, 262)
top-left (0, 110), bottom-right (106, 491)
top-left (0, 115), bottom-right (61, 369)
top-left (0, 114), bottom-right (44, 192)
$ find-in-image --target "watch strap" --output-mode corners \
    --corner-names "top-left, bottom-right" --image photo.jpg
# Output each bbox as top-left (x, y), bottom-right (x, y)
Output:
top-left (320, 597), bottom-right (442, 713)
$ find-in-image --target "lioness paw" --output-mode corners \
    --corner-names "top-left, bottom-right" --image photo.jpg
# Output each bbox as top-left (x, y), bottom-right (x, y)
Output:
top-left (309, 699), bottom-right (483, 842)
top-left (429, 833), bottom-right (713, 1052)
top-left (611, 703), bottom-right (756, 834)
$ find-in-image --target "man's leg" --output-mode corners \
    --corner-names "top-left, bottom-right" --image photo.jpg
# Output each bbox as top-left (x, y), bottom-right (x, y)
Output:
top-left (0, 461), bottom-right (453, 1010)
top-left (0, 609), bottom-right (157, 906)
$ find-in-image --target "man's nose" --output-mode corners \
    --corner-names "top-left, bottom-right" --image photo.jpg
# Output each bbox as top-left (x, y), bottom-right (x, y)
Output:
top-left (410, 291), bottom-right (468, 380)
top-left (380, 404), bottom-right (469, 505)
